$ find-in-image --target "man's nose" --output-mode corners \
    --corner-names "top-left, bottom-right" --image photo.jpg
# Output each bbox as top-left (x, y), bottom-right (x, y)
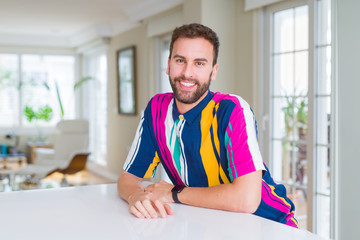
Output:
top-left (182, 63), bottom-right (194, 79)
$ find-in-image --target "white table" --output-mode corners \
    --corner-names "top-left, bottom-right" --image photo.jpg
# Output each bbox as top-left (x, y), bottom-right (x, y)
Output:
top-left (0, 184), bottom-right (326, 240)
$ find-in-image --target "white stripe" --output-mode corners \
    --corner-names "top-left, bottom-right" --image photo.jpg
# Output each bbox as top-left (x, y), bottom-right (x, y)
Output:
top-left (164, 100), bottom-right (177, 178)
top-left (230, 94), bottom-right (265, 171)
top-left (123, 116), bottom-right (145, 171)
top-left (178, 119), bottom-right (188, 185)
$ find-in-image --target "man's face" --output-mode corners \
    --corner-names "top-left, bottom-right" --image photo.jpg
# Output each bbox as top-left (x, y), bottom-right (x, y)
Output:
top-left (167, 37), bottom-right (218, 105)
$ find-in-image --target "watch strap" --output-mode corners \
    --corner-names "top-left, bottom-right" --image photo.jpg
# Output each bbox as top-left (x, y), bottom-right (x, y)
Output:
top-left (171, 185), bottom-right (185, 204)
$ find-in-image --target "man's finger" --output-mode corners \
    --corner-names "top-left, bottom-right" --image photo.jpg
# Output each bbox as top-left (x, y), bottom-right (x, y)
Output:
top-left (129, 205), bottom-right (145, 219)
top-left (134, 200), bottom-right (151, 218)
top-left (153, 199), bottom-right (168, 218)
top-left (142, 199), bottom-right (158, 218)
top-left (164, 203), bottom-right (174, 215)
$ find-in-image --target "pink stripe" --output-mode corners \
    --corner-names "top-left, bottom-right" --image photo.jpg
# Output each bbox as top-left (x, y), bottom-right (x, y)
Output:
top-left (284, 212), bottom-right (298, 228)
top-left (225, 98), bottom-right (257, 177)
top-left (261, 182), bottom-right (291, 213)
top-left (151, 94), bottom-right (183, 186)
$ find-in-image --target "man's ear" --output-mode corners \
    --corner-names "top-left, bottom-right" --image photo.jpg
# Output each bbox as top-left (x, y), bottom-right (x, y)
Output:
top-left (166, 58), bottom-right (170, 75)
top-left (210, 63), bottom-right (219, 81)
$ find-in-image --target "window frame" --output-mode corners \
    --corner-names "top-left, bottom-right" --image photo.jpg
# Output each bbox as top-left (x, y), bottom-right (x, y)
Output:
top-left (260, 0), bottom-right (334, 237)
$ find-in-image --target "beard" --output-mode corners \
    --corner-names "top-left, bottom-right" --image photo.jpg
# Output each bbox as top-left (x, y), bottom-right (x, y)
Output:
top-left (169, 73), bottom-right (212, 104)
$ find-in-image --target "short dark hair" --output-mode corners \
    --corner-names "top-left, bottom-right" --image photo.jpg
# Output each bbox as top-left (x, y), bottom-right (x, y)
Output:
top-left (169, 23), bottom-right (220, 66)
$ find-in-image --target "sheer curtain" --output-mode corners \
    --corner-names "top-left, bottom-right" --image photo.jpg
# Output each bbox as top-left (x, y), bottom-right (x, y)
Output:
top-left (81, 50), bottom-right (108, 165)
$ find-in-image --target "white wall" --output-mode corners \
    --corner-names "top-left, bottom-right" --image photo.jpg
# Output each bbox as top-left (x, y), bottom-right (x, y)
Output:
top-left (335, 0), bottom-right (360, 239)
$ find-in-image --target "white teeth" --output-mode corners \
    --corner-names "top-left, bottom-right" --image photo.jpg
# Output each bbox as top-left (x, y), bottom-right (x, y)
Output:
top-left (180, 81), bottom-right (195, 87)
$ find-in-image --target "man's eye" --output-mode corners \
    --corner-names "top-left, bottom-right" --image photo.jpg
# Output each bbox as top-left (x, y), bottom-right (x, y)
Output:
top-left (176, 59), bottom-right (184, 63)
top-left (195, 62), bottom-right (204, 66)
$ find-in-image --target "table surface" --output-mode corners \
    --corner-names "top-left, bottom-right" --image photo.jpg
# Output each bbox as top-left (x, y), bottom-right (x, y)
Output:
top-left (0, 184), bottom-right (326, 240)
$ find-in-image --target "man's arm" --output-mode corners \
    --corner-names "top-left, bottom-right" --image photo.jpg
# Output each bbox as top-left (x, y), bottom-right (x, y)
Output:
top-left (117, 170), bottom-right (174, 218)
top-left (145, 170), bottom-right (262, 214)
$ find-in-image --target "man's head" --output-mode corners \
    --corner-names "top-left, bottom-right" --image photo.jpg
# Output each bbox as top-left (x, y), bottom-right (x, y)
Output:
top-left (169, 23), bottom-right (220, 66)
top-left (166, 24), bottom-right (219, 111)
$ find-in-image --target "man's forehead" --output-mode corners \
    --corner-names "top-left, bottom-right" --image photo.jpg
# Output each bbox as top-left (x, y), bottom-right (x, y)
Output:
top-left (171, 37), bottom-right (214, 58)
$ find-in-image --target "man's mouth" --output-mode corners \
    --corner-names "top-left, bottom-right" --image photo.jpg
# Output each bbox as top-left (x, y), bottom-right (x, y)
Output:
top-left (180, 81), bottom-right (195, 87)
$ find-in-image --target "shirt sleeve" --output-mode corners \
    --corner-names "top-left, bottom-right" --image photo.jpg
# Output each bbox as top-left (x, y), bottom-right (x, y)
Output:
top-left (123, 103), bottom-right (160, 178)
top-left (224, 98), bottom-right (265, 181)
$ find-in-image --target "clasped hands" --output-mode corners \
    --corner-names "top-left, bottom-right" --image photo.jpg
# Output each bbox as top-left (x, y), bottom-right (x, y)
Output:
top-left (127, 180), bottom-right (175, 219)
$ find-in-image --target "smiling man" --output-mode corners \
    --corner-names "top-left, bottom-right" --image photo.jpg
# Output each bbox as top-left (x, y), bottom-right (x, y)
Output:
top-left (117, 23), bottom-right (298, 228)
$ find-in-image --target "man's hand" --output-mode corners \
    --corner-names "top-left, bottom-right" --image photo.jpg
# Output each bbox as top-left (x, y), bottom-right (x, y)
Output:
top-left (118, 170), bottom-right (174, 219)
top-left (144, 180), bottom-right (174, 203)
top-left (127, 190), bottom-right (174, 219)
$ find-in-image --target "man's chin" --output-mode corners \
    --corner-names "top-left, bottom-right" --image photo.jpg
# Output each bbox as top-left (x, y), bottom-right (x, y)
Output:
top-left (175, 93), bottom-right (201, 104)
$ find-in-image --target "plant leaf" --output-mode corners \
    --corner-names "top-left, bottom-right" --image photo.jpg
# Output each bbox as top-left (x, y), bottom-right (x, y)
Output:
top-left (55, 81), bottom-right (64, 119)
top-left (74, 76), bottom-right (93, 90)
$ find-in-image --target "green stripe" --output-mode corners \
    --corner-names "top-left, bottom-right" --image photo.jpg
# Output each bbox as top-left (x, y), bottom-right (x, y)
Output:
top-left (171, 119), bottom-right (181, 174)
top-left (173, 137), bottom-right (181, 173)
top-left (225, 123), bottom-right (238, 181)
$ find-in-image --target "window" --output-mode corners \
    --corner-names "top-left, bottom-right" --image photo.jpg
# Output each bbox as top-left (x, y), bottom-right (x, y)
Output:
top-left (0, 53), bottom-right (75, 130)
top-left (264, 0), bottom-right (332, 238)
top-left (156, 34), bottom-right (172, 93)
top-left (81, 51), bottom-right (108, 165)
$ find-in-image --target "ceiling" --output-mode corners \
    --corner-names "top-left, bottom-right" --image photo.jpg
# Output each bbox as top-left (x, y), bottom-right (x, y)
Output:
top-left (0, 0), bottom-right (182, 48)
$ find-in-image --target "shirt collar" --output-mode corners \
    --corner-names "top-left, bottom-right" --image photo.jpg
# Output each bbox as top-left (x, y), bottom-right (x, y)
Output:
top-left (172, 90), bottom-right (213, 125)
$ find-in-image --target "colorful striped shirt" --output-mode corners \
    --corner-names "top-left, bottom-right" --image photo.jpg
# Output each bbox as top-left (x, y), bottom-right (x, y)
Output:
top-left (123, 91), bottom-right (298, 228)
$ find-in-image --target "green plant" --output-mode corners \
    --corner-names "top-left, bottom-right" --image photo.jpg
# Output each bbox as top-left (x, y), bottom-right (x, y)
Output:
top-left (24, 105), bottom-right (53, 123)
top-left (282, 95), bottom-right (308, 136)
top-left (55, 76), bottom-right (93, 119)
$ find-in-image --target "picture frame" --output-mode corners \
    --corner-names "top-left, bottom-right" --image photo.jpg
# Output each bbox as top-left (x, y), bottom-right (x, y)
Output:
top-left (117, 46), bottom-right (136, 115)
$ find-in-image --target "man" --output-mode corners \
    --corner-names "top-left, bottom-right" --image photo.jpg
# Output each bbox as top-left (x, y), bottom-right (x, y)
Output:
top-left (118, 23), bottom-right (298, 228)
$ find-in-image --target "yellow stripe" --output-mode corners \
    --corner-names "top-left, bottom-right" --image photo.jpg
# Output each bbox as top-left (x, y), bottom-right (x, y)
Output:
top-left (263, 179), bottom-right (291, 208)
top-left (289, 211), bottom-right (299, 228)
top-left (212, 104), bottom-right (220, 156)
top-left (143, 151), bottom-right (161, 178)
top-left (200, 101), bottom-right (221, 187)
top-left (219, 165), bottom-right (229, 184)
top-left (212, 103), bottom-right (229, 184)
top-left (291, 217), bottom-right (299, 228)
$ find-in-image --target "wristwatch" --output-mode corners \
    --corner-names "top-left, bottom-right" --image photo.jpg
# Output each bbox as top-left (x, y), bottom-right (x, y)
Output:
top-left (171, 185), bottom-right (186, 204)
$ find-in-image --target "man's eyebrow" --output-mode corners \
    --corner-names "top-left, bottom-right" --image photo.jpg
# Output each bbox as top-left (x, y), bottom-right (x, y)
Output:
top-left (173, 54), bottom-right (185, 59)
top-left (173, 54), bottom-right (208, 62)
top-left (194, 58), bottom-right (208, 62)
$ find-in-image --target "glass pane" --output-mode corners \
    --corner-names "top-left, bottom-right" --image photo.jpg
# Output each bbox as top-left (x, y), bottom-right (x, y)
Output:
top-left (272, 97), bottom-right (288, 139)
top-left (274, 8), bottom-right (294, 53)
top-left (295, 5), bottom-right (309, 50)
top-left (21, 54), bottom-right (75, 128)
top-left (316, 46), bottom-right (332, 95)
top-left (316, 195), bottom-right (330, 239)
top-left (316, 97), bottom-right (331, 145)
top-left (317, 0), bottom-right (332, 46)
top-left (287, 186), bottom-right (308, 229)
top-left (294, 51), bottom-right (308, 95)
top-left (160, 39), bottom-right (172, 93)
top-left (295, 142), bottom-right (307, 187)
top-left (316, 146), bottom-right (330, 194)
top-left (271, 140), bottom-right (283, 181)
top-left (0, 54), bottom-right (20, 127)
top-left (283, 141), bottom-right (294, 183)
top-left (273, 53), bottom-right (294, 96)
top-left (295, 96), bottom-right (308, 141)
top-left (272, 140), bottom-right (295, 183)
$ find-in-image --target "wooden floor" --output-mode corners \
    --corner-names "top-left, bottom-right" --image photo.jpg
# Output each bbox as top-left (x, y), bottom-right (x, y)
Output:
top-left (42, 169), bottom-right (116, 186)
